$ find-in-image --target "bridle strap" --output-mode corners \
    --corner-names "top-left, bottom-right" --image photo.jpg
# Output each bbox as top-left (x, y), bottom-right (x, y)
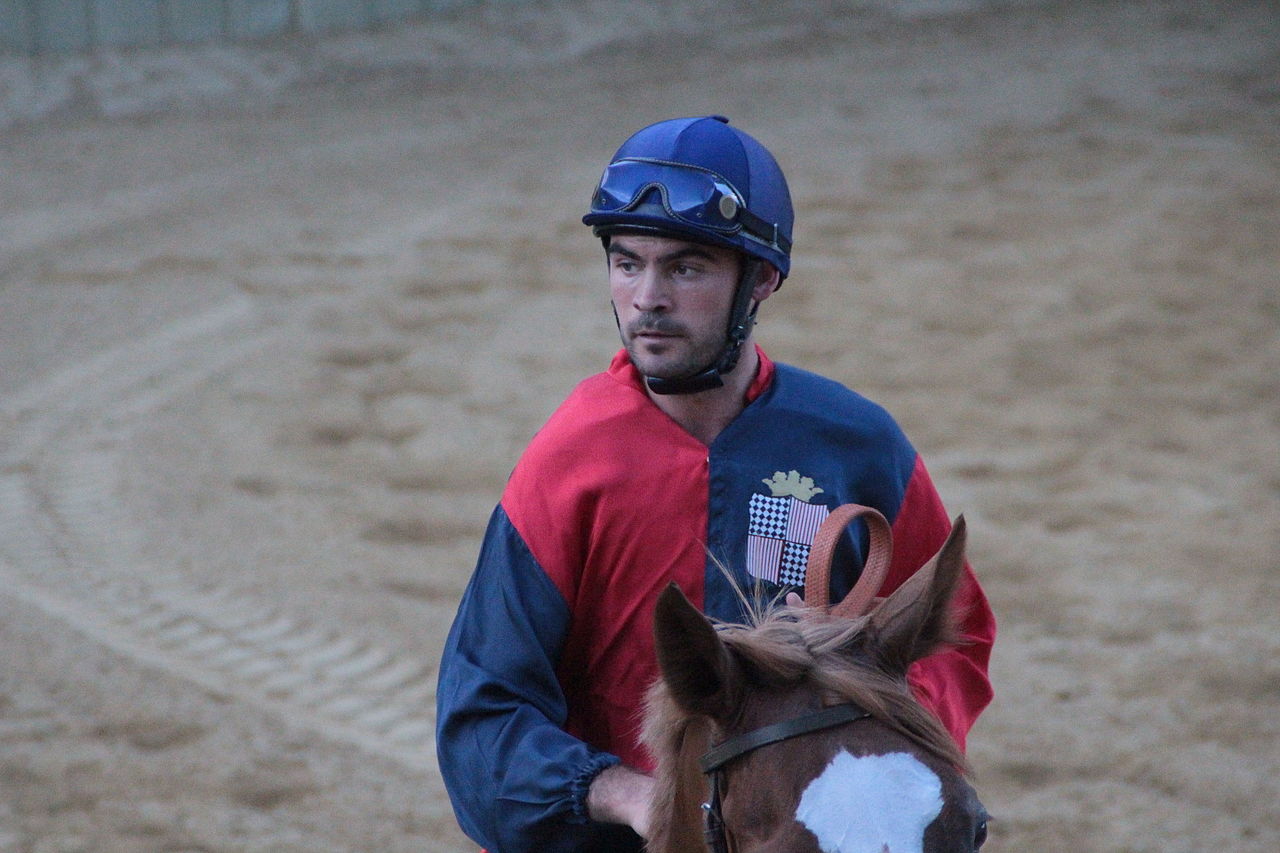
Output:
top-left (701, 773), bottom-right (729, 853)
top-left (699, 703), bottom-right (871, 853)
top-left (803, 503), bottom-right (893, 620)
top-left (700, 703), bottom-right (871, 773)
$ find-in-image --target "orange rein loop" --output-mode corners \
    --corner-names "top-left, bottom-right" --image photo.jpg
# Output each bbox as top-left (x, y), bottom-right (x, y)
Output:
top-left (803, 504), bottom-right (893, 619)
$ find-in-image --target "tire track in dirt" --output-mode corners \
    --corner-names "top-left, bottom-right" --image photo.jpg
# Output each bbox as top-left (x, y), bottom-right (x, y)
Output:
top-left (0, 296), bottom-right (439, 773)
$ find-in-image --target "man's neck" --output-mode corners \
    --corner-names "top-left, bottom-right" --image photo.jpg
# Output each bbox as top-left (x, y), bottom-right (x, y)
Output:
top-left (645, 343), bottom-right (760, 446)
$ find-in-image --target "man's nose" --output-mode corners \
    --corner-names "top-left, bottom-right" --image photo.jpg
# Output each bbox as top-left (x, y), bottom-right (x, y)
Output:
top-left (632, 268), bottom-right (672, 312)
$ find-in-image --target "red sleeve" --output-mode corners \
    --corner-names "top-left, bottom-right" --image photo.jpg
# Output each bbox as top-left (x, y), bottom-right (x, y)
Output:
top-left (885, 456), bottom-right (996, 753)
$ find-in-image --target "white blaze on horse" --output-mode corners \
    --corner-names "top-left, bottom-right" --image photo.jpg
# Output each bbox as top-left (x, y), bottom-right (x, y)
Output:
top-left (643, 507), bottom-right (989, 853)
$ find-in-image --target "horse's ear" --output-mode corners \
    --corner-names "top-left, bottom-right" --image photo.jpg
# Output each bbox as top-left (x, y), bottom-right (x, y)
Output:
top-left (866, 516), bottom-right (967, 676)
top-left (653, 583), bottom-right (742, 720)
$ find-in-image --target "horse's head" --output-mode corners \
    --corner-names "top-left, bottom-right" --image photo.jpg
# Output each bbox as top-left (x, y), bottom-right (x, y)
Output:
top-left (644, 517), bottom-right (988, 853)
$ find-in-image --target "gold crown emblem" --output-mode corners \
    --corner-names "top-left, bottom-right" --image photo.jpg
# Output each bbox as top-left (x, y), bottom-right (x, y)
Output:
top-left (762, 470), bottom-right (824, 501)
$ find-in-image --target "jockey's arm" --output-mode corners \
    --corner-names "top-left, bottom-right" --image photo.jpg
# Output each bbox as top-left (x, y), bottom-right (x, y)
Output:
top-left (880, 459), bottom-right (996, 751)
top-left (437, 506), bottom-right (631, 853)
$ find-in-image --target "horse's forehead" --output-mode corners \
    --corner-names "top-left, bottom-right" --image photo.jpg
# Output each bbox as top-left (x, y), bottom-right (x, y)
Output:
top-left (795, 750), bottom-right (943, 853)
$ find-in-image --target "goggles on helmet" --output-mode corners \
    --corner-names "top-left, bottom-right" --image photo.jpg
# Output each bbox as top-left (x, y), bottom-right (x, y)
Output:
top-left (590, 157), bottom-right (790, 254)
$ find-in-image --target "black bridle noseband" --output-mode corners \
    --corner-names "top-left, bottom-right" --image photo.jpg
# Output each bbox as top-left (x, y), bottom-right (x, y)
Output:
top-left (697, 703), bottom-right (871, 853)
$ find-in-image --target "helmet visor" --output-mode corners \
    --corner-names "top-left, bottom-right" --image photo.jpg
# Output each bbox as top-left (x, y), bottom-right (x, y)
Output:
top-left (591, 158), bottom-right (745, 233)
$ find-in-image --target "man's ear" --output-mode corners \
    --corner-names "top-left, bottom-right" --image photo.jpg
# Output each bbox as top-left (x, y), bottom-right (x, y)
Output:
top-left (652, 583), bottom-right (743, 720)
top-left (751, 263), bottom-right (782, 301)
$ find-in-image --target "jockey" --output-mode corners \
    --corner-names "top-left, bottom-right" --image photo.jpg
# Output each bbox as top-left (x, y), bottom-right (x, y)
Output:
top-left (436, 115), bottom-right (996, 853)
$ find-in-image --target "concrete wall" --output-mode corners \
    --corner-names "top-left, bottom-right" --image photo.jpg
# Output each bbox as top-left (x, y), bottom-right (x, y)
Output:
top-left (0, 0), bottom-right (478, 54)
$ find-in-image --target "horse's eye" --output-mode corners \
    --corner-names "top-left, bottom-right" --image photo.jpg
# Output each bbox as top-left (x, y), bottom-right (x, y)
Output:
top-left (974, 818), bottom-right (988, 848)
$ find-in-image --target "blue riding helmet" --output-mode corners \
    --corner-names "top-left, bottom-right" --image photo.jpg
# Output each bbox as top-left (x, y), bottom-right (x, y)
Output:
top-left (583, 115), bottom-right (794, 278)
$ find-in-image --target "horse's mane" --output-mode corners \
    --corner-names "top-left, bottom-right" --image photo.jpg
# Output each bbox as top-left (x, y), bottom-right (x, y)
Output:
top-left (641, 601), bottom-right (966, 852)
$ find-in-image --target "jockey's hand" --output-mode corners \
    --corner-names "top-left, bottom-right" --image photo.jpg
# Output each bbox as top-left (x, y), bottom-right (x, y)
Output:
top-left (586, 763), bottom-right (654, 839)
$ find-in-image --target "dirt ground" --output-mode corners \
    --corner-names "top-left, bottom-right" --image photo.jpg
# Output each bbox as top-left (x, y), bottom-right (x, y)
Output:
top-left (0, 0), bottom-right (1277, 850)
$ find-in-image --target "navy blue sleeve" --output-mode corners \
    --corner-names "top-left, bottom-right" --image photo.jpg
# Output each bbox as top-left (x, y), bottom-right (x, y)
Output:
top-left (436, 505), bottom-right (628, 853)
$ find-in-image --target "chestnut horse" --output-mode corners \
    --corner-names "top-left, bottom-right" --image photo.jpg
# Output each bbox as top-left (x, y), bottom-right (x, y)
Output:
top-left (643, 508), bottom-right (988, 853)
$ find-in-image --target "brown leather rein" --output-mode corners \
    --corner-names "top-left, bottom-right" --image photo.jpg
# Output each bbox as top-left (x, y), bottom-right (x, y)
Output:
top-left (802, 503), bottom-right (893, 619)
top-left (697, 504), bottom-right (893, 853)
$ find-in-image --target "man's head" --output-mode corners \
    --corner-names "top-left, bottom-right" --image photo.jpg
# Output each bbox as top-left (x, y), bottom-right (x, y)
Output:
top-left (583, 116), bottom-right (794, 394)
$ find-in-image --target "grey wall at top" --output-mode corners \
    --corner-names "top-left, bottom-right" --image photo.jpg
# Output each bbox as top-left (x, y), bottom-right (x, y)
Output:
top-left (1, 0), bottom-right (483, 54)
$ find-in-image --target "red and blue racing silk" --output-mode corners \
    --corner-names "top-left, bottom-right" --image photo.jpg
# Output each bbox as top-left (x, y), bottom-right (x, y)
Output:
top-left (436, 348), bottom-right (995, 853)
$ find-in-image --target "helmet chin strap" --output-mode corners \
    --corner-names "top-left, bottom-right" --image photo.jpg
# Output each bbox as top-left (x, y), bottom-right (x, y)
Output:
top-left (644, 258), bottom-right (763, 396)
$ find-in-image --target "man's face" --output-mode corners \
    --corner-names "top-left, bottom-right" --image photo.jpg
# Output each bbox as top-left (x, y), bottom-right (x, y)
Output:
top-left (608, 233), bottom-right (743, 381)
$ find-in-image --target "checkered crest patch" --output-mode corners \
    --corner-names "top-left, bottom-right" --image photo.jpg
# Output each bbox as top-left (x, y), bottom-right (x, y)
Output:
top-left (746, 493), bottom-right (830, 586)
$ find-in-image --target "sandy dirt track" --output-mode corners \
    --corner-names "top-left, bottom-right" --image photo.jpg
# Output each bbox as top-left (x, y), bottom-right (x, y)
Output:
top-left (0, 1), bottom-right (1277, 850)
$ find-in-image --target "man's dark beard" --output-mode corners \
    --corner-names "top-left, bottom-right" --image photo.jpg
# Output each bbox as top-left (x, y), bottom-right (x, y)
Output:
top-left (624, 313), bottom-right (721, 380)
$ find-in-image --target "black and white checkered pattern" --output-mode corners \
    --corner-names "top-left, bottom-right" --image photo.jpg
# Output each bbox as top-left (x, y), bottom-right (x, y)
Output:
top-left (748, 494), bottom-right (789, 538)
top-left (778, 541), bottom-right (810, 586)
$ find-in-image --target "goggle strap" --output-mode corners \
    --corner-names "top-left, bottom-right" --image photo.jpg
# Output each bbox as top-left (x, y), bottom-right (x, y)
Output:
top-left (737, 206), bottom-right (792, 255)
